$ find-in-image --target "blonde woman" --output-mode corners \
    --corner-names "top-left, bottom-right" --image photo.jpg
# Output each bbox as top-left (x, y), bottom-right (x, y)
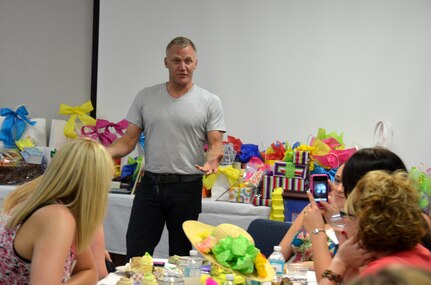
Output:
top-left (0, 138), bottom-right (114, 285)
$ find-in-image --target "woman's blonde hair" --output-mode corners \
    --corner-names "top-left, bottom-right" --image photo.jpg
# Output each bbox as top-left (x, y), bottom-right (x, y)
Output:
top-left (345, 170), bottom-right (426, 253)
top-left (4, 138), bottom-right (114, 252)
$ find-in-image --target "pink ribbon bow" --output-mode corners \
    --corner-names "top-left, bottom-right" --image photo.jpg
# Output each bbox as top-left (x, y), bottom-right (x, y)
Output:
top-left (98, 119), bottom-right (128, 136)
top-left (81, 119), bottom-right (128, 146)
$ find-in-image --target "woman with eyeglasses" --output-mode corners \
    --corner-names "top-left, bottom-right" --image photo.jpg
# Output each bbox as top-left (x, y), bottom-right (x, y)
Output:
top-left (319, 170), bottom-right (431, 285)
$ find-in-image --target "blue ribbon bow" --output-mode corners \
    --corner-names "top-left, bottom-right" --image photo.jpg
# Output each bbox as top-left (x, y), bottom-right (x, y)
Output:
top-left (0, 106), bottom-right (36, 148)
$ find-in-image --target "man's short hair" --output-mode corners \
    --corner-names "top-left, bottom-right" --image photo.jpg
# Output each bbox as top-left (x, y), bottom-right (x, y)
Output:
top-left (166, 36), bottom-right (197, 54)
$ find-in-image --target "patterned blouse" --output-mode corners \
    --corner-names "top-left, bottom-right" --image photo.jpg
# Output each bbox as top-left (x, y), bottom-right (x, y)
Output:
top-left (289, 231), bottom-right (337, 263)
top-left (0, 213), bottom-right (76, 284)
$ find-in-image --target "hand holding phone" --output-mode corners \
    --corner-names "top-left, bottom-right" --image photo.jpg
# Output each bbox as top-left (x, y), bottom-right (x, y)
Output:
top-left (311, 174), bottom-right (329, 208)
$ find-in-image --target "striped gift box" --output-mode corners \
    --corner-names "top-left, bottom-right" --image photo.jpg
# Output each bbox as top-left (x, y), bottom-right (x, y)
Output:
top-left (261, 175), bottom-right (306, 198)
top-left (293, 151), bottom-right (309, 165)
top-left (273, 161), bottom-right (307, 179)
top-left (252, 195), bottom-right (272, 206)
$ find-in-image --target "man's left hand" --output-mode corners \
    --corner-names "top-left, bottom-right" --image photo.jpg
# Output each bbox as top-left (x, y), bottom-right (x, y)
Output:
top-left (195, 156), bottom-right (221, 175)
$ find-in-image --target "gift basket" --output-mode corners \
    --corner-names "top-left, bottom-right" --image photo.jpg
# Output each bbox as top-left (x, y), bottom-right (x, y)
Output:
top-left (0, 106), bottom-right (46, 185)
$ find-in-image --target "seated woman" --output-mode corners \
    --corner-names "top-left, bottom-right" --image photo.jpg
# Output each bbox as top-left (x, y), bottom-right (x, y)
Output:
top-left (302, 147), bottom-right (427, 282)
top-left (0, 138), bottom-right (114, 284)
top-left (278, 164), bottom-right (346, 267)
top-left (320, 170), bottom-right (431, 284)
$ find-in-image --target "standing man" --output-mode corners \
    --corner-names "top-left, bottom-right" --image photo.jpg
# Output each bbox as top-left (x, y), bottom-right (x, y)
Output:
top-left (107, 36), bottom-right (225, 258)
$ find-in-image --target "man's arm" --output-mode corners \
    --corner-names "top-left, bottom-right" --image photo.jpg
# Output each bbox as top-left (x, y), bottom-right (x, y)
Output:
top-left (195, 130), bottom-right (224, 175)
top-left (106, 123), bottom-right (142, 158)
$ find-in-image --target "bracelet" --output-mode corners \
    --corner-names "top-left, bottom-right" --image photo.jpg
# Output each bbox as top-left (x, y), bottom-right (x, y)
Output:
top-left (322, 269), bottom-right (343, 285)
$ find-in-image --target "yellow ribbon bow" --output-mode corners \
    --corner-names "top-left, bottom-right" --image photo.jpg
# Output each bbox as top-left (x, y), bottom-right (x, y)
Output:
top-left (59, 101), bottom-right (96, 138)
top-left (203, 165), bottom-right (242, 189)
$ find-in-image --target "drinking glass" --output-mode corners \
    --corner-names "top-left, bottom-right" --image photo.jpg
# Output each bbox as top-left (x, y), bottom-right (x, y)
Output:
top-left (285, 263), bottom-right (308, 285)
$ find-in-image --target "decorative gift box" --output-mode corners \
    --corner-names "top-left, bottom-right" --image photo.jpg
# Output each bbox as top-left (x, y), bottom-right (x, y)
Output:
top-left (21, 147), bottom-right (44, 164)
top-left (293, 150), bottom-right (309, 165)
top-left (273, 161), bottom-right (307, 179)
top-left (261, 175), bottom-right (306, 198)
top-left (270, 187), bottom-right (284, 222)
top-left (229, 186), bottom-right (253, 203)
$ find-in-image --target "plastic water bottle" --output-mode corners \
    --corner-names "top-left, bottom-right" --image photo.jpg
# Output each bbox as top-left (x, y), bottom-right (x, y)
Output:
top-left (223, 274), bottom-right (235, 285)
top-left (183, 250), bottom-right (202, 277)
top-left (268, 245), bottom-right (285, 283)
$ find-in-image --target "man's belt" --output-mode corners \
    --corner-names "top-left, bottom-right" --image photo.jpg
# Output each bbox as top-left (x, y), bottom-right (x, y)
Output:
top-left (144, 171), bottom-right (203, 184)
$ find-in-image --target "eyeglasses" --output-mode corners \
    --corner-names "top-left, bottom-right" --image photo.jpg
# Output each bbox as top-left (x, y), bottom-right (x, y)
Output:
top-left (339, 210), bottom-right (355, 218)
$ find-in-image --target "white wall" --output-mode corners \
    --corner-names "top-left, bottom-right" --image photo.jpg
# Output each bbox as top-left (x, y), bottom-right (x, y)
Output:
top-left (1, 0), bottom-right (431, 168)
top-left (0, 0), bottom-right (93, 124)
top-left (97, 0), bottom-right (431, 168)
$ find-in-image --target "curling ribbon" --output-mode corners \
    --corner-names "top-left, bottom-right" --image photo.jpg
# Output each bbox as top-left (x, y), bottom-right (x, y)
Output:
top-left (81, 119), bottom-right (128, 146)
top-left (0, 106), bottom-right (36, 148)
top-left (59, 101), bottom-right (96, 138)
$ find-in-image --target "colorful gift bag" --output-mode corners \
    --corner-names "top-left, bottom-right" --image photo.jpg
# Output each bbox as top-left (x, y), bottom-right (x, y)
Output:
top-left (229, 186), bottom-right (254, 203)
top-left (48, 119), bottom-right (68, 149)
top-left (21, 118), bottom-right (47, 147)
top-left (220, 142), bottom-right (236, 166)
top-left (410, 166), bottom-right (431, 215)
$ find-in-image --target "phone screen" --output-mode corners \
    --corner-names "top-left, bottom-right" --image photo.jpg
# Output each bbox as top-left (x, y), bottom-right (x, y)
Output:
top-left (312, 175), bottom-right (329, 204)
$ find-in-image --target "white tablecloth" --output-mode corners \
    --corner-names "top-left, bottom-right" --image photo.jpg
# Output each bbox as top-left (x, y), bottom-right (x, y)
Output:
top-left (105, 194), bottom-right (271, 257)
top-left (0, 185), bottom-right (270, 258)
top-left (97, 271), bottom-right (318, 285)
top-left (0, 185), bottom-right (15, 202)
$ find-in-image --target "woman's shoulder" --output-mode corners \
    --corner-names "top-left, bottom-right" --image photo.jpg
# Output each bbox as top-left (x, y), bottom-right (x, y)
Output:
top-left (29, 204), bottom-right (75, 230)
top-left (14, 204), bottom-right (76, 261)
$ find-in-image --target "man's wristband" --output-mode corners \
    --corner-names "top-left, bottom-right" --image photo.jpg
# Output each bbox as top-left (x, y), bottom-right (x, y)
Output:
top-left (322, 269), bottom-right (343, 285)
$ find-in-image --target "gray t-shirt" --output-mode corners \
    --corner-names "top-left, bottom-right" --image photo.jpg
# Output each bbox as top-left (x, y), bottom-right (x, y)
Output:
top-left (126, 83), bottom-right (226, 174)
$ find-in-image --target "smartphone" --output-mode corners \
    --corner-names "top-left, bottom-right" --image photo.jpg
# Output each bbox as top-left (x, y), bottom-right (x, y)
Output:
top-left (311, 174), bottom-right (329, 208)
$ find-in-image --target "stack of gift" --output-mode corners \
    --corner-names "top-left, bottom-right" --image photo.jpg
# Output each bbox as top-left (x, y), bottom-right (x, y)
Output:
top-left (259, 148), bottom-right (310, 204)
top-left (269, 187), bottom-right (284, 222)
top-left (204, 136), bottom-right (268, 204)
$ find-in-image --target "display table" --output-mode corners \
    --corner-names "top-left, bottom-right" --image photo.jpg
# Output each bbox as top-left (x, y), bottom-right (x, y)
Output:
top-left (0, 185), bottom-right (270, 258)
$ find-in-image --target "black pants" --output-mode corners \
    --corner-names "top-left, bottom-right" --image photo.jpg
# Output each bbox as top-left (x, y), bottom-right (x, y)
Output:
top-left (126, 173), bottom-right (202, 259)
